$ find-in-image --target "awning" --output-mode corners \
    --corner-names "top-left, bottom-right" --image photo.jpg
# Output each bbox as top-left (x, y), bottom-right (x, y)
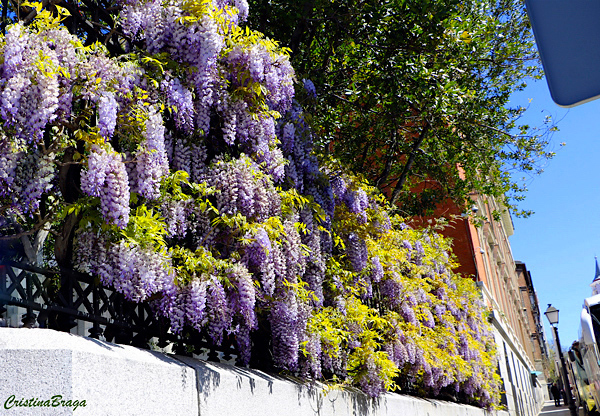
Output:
top-left (524, 0), bottom-right (600, 107)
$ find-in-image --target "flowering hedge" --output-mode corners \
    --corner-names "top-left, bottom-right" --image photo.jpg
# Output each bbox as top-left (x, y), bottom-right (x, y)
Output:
top-left (0, 0), bottom-right (500, 408)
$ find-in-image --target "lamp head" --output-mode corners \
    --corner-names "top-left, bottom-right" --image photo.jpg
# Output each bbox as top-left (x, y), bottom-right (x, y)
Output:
top-left (545, 304), bottom-right (559, 325)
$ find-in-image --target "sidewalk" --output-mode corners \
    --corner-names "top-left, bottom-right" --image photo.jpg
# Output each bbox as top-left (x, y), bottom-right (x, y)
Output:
top-left (538, 400), bottom-right (585, 416)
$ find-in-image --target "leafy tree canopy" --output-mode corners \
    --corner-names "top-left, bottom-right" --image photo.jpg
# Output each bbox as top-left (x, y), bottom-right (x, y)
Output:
top-left (248, 0), bottom-right (557, 216)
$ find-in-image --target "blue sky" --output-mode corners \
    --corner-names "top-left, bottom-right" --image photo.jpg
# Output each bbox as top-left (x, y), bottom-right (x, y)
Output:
top-left (508, 79), bottom-right (600, 349)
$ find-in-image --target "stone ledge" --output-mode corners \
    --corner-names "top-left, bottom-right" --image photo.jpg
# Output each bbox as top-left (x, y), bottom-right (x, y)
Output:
top-left (0, 328), bottom-right (509, 416)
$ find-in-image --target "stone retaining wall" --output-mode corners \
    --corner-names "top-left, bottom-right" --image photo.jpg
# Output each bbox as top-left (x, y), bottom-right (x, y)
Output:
top-left (0, 328), bottom-right (509, 416)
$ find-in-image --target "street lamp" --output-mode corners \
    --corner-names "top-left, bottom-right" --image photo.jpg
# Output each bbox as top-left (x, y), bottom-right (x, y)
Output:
top-left (545, 304), bottom-right (578, 416)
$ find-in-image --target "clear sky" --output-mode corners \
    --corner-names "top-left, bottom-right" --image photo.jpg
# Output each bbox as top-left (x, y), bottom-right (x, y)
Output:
top-left (508, 79), bottom-right (600, 350)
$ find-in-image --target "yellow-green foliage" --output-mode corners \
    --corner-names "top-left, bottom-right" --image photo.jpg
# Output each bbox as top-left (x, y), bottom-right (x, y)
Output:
top-left (309, 171), bottom-right (501, 407)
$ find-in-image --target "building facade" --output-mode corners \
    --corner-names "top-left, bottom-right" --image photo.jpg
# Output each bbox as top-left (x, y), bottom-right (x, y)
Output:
top-left (515, 261), bottom-right (549, 377)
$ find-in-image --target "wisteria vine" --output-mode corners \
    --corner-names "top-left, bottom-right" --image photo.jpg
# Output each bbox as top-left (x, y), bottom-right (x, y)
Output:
top-left (0, 0), bottom-right (500, 408)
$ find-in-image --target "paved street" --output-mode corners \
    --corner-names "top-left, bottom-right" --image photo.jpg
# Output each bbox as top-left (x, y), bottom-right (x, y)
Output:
top-left (538, 400), bottom-right (585, 416)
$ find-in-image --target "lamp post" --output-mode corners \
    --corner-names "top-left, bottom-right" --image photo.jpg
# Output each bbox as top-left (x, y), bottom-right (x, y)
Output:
top-left (545, 304), bottom-right (578, 416)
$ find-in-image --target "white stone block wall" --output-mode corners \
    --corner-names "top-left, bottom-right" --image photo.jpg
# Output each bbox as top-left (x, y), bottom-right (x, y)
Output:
top-left (492, 323), bottom-right (546, 416)
top-left (0, 328), bottom-right (197, 415)
top-left (178, 356), bottom-right (509, 416)
top-left (0, 328), bottom-right (510, 416)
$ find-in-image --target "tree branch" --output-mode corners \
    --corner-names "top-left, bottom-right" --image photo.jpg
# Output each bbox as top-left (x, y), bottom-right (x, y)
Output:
top-left (289, 0), bottom-right (314, 56)
top-left (375, 130), bottom-right (398, 188)
top-left (390, 122), bottom-right (429, 206)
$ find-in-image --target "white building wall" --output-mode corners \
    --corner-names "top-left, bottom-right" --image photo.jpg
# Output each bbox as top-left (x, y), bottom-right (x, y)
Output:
top-left (489, 309), bottom-right (545, 416)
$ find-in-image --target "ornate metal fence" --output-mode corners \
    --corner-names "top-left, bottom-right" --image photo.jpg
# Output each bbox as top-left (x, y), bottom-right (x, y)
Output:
top-left (0, 260), bottom-right (238, 363)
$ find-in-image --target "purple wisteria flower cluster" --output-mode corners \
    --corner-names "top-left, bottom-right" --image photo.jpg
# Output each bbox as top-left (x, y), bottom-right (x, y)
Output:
top-left (0, 20), bottom-right (139, 218)
top-left (80, 146), bottom-right (131, 228)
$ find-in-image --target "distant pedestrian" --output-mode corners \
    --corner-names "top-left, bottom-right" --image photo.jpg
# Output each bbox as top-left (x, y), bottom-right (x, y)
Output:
top-left (551, 383), bottom-right (561, 406)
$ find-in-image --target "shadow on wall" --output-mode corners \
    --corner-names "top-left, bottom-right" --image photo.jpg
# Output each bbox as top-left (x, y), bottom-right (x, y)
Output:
top-left (177, 356), bottom-right (378, 415)
top-left (298, 383), bottom-right (376, 416)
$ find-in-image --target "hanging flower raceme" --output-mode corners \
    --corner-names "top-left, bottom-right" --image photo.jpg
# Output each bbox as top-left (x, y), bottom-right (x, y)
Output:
top-left (80, 145), bottom-right (131, 229)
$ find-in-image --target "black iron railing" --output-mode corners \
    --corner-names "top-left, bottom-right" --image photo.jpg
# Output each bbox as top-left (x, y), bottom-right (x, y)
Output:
top-left (0, 260), bottom-right (239, 363)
